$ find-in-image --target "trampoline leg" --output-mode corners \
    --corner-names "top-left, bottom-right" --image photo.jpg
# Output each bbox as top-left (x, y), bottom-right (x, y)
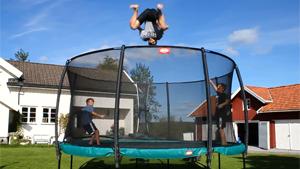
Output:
top-left (135, 158), bottom-right (138, 168)
top-left (218, 153), bottom-right (221, 169)
top-left (242, 153), bottom-right (246, 169)
top-left (167, 159), bottom-right (170, 169)
top-left (70, 155), bottom-right (73, 169)
top-left (57, 154), bottom-right (61, 169)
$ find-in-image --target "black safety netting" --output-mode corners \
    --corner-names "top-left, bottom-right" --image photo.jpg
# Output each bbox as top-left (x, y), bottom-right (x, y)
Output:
top-left (62, 46), bottom-right (237, 146)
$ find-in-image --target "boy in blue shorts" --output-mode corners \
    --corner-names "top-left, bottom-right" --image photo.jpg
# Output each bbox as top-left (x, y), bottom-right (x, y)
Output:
top-left (82, 98), bottom-right (104, 145)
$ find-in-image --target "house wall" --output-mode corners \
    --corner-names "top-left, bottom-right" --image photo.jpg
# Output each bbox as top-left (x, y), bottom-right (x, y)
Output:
top-left (0, 65), bottom-right (20, 142)
top-left (232, 93), bottom-right (264, 121)
top-left (8, 87), bottom-right (71, 142)
top-left (0, 104), bottom-right (10, 142)
top-left (232, 91), bottom-right (300, 150)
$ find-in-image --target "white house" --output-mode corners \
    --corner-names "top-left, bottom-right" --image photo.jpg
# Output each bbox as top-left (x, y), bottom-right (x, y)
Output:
top-left (0, 58), bottom-right (135, 144)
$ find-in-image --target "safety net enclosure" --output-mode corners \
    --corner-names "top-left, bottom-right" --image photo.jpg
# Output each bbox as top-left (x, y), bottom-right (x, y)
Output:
top-left (55, 45), bottom-right (248, 169)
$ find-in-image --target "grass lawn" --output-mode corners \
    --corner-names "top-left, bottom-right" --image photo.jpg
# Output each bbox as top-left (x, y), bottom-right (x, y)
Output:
top-left (0, 145), bottom-right (299, 169)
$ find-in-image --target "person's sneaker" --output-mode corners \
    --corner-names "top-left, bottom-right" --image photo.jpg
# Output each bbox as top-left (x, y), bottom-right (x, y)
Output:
top-left (157, 3), bottom-right (164, 10)
top-left (130, 4), bottom-right (139, 10)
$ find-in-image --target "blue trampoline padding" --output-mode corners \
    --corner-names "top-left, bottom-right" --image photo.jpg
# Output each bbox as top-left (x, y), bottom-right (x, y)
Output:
top-left (60, 143), bottom-right (113, 157)
top-left (120, 147), bottom-right (207, 159)
top-left (213, 143), bottom-right (246, 155)
top-left (60, 143), bottom-right (207, 159)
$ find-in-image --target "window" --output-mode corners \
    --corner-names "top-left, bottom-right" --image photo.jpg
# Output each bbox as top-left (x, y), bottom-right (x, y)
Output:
top-left (246, 98), bottom-right (251, 110)
top-left (21, 107), bottom-right (28, 122)
top-left (21, 107), bottom-right (36, 123)
top-left (243, 98), bottom-right (251, 110)
top-left (42, 108), bottom-right (49, 123)
top-left (42, 108), bottom-right (56, 123)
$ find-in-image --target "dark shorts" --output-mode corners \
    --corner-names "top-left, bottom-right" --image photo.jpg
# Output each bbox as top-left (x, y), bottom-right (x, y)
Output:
top-left (137, 8), bottom-right (161, 24)
top-left (83, 122), bottom-right (98, 135)
top-left (216, 109), bottom-right (230, 129)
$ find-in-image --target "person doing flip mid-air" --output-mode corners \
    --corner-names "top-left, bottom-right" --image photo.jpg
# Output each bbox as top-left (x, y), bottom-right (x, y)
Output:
top-left (129, 3), bottom-right (169, 45)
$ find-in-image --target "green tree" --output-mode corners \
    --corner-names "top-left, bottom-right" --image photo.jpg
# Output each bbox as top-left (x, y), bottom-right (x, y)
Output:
top-left (14, 49), bottom-right (29, 62)
top-left (99, 56), bottom-right (119, 71)
top-left (130, 63), bottom-right (161, 133)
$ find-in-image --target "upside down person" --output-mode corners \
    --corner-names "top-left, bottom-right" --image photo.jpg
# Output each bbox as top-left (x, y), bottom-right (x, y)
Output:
top-left (129, 3), bottom-right (169, 45)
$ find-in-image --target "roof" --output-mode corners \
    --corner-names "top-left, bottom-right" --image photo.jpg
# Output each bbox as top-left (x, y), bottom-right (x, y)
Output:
top-left (7, 61), bottom-right (137, 95)
top-left (232, 84), bottom-right (300, 113)
top-left (258, 84), bottom-right (300, 113)
top-left (188, 96), bottom-right (217, 117)
top-left (8, 61), bottom-right (69, 88)
top-left (231, 86), bottom-right (272, 103)
top-left (246, 86), bottom-right (273, 102)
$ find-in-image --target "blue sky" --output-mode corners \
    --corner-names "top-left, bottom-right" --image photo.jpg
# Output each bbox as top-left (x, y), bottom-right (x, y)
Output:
top-left (1, 0), bottom-right (299, 89)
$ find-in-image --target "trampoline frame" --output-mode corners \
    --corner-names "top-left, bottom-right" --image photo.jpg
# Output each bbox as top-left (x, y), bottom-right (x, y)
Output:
top-left (55, 45), bottom-right (249, 169)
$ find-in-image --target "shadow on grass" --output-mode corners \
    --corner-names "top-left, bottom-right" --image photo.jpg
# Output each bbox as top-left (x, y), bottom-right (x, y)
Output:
top-left (0, 162), bottom-right (19, 169)
top-left (236, 155), bottom-right (300, 169)
top-left (79, 158), bottom-right (206, 169)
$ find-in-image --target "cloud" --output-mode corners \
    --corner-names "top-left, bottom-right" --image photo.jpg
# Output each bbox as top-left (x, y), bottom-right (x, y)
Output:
top-left (228, 27), bottom-right (259, 44)
top-left (38, 56), bottom-right (48, 62)
top-left (19, 0), bottom-right (51, 7)
top-left (9, 27), bottom-right (48, 39)
top-left (25, 11), bottom-right (48, 27)
top-left (9, 0), bottom-right (68, 40)
top-left (224, 47), bottom-right (239, 56)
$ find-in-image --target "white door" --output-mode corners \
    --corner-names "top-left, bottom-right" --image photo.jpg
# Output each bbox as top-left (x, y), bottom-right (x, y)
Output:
top-left (275, 122), bottom-right (290, 149)
top-left (290, 122), bottom-right (300, 150)
top-left (259, 121), bottom-right (270, 149)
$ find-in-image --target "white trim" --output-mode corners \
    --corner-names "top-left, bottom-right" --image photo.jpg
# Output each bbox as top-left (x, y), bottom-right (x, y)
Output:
top-left (234, 120), bottom-right (260, 123)
top-left (245, 86), bottom-right (272, 103)
top-left (231, 87), bottom-right (241, 99)
top-left (0, 99), bottom-right (19, 111)
top-left (0, 57), bottom-right (23, 78)
top-left (8, 85), bottom-right (70, 92)
top-left (123, 70), bottom-right (135, 83)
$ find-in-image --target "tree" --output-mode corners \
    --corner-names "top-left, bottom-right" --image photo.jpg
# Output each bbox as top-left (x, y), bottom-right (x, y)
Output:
top-left (14, 49), bottom-right (29, 62)
top-left (99, 56), bottom-right (119, 71)
top-left (130, 63), bottom-right (161, 133)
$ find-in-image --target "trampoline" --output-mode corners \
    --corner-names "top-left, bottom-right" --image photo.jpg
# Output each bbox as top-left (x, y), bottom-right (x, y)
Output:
top-left (55, 45), bottom-right (249, 169)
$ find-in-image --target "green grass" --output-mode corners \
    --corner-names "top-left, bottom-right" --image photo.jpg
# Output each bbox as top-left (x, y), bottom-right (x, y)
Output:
top-left (0, 145), bottom-right (299, 169)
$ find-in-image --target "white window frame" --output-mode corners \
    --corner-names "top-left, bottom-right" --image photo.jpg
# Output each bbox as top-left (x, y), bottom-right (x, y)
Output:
top-left (21, 106), bottom-right (37, 124)
top-left (42, 107), bottom-right (56, 124)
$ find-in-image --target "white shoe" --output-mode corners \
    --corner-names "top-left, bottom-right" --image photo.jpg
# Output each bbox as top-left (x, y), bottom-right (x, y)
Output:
top-left (157, 3), bottom-right (164, 10)
top-left (130, 4), bottom-right (139, 10)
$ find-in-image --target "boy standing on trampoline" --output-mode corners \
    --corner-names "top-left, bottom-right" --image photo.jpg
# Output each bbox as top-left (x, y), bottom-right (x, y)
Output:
top-left (129, 3), bottom-right (169, 45)
top-left (210, 80), bottom-right (230, 145)
top-left (82, 98), bottom-right (104, 145)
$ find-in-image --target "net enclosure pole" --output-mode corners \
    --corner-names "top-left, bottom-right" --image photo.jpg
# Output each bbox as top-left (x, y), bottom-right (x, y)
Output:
top-left (166, 82), bottom-right (171, 139)
top-left (114, 45), bottom-right (126, 168)
top-left (55, 60), bottom-right (69, 169)
top-left (201, 48), bottom-right (213, 169)
top-left (235, 66), bottom-right (249, 154)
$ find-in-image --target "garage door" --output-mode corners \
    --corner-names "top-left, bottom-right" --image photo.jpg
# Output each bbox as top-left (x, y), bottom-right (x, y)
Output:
top-left (290, 122), bottom-right (300, 150)
top-left (275, 120), bottom-right (300, 150)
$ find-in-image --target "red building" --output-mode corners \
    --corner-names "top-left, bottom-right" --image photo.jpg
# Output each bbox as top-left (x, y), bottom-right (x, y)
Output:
top-left (231, 84), bottom-right (300, 150)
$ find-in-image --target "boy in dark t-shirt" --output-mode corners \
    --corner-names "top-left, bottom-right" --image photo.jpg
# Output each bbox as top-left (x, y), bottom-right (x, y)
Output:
top-left (129, 3), bottom-right (168, 45)
top-left (210, 80), bottom-right (230, 145)
top-left (82, 98), bottom-right (104, 145)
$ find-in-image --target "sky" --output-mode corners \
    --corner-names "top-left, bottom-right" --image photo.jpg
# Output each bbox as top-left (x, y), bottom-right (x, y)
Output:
top-left (1, 0), bottom-right (300, 89)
